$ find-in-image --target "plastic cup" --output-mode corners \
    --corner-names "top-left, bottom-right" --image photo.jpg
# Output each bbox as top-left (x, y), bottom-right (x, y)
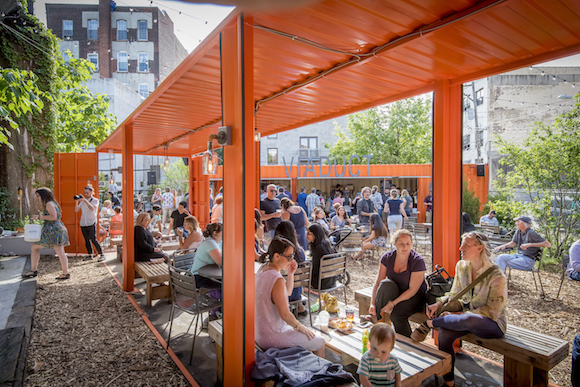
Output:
top-left (345, 306), bottom-right (355, 322)
top-left (319, 311), bottom-right (330, 332)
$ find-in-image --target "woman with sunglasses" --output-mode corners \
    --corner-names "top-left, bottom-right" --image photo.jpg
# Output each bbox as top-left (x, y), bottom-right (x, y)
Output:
top-left (255, 237), bottom-right (325, 356)
top-left (411, 231), bottom-right (507, 387)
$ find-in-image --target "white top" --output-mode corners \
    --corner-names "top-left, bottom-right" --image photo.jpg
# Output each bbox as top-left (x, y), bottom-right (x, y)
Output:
top-left (254, 267), bottom-right (325, 351)
top-left (479, 215), bottom-right (499, 226)
top-left (79, 197), bottom-right (99, 227)
top-left (108, 183), bottom-right (118, 194)
top-left (175, 195), bottom-right (183, 209)
top-left (187, 230), bottom-right (204, 250)
top-left (162, 192), bottom-right (174, 208)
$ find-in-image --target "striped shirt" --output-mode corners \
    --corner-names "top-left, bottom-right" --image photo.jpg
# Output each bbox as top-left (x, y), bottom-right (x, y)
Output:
top-left (357, 351), bottom-right (401, 387)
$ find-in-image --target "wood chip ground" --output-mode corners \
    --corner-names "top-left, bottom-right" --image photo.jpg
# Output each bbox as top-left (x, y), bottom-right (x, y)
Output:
top-left (25, 256), bottom-right (189, 387)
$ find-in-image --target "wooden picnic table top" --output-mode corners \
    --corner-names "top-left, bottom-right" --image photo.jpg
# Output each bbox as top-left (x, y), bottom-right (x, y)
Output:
top-left (312, 324), bottom-right (451, 386)
top-left (198, 262), bottom-right (263, 281)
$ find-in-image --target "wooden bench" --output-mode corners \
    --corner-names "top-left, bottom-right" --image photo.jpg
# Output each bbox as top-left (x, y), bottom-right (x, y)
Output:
top-left (354, 287), bottom-right (569, 387)
top-left (208, 319), bottom-right (362, 387)
top-left (134, 261), bottom-right (171, 307)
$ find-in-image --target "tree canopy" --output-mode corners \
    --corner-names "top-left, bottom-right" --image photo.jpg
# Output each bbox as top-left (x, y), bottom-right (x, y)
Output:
top-left (494, 93), bottom-right (580, 259)
top-left (325, 95), bottom-right (432, 164)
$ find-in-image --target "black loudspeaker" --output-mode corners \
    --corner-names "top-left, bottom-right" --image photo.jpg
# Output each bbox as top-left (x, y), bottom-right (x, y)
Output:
top-left (147, 171), bottom-right (157, 185)
top-left (182, 157), bottom-right (189, 166)
top-left (476, 164), bottom-right (485, 177)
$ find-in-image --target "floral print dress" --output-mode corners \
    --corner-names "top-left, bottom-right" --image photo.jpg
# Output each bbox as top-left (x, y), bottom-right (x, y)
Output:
top-left (38, 201), bottom-right (70, 248)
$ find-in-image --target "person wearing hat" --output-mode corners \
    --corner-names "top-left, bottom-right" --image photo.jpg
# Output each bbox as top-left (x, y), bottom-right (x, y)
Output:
top-left (494, 216), bottom-right (551, 273)
top-left (480, 210), bottom-right (499, 227)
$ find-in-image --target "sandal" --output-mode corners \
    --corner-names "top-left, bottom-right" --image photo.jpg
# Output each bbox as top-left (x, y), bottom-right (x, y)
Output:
top-left (55, 273), bottom-right (70, 280)
top-left (22, 271), bottom-right (38, 278)
top-left (410, 321), bottom-right (431, 342)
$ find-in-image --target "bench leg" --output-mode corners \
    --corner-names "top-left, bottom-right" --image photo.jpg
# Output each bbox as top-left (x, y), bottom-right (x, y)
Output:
top-left (504, 357), bottom-right (533, 387)
top-left (216, 343), bottom-right (223, 384)
top-left (146, 281), bottom-right (152, 307)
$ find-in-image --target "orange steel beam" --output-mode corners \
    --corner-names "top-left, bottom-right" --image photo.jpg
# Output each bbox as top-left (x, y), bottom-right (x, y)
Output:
top-left (432, 80), bottom-right (462, 277)
top-left (122, 124), bottom-right (135, 291)
top-left (188, 156), bottom-right (194, 212)
top-left (221, 14), bottom-right (257, 386)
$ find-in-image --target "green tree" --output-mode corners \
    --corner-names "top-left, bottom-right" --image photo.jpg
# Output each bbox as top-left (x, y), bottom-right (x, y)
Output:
top-left (494, 94), bottom-right (580, 260)
top-left (160, 159), bottom-right (189, 194)
top-left (0, 68), bottom-right (44, 149)
top-left (462, 182), bottom-right (482, 225)
top-left (325, 96), bottom-right (432, 164)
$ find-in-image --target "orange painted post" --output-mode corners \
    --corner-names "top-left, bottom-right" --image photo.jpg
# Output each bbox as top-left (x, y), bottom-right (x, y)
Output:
top-left (189, 156), bottom-right (194, 212)
top-left (122, 124), bottom-right (135, 292)
top-left (221, 14), bottom-right (256, 386)
top-left (255, 139), bottom-right (261, 208)
top-left (433, 80), bottom-right (462, 277)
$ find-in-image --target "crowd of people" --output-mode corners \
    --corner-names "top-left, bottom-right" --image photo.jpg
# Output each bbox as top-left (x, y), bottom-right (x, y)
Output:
top-left (20, 182), bottom-right (580, 387)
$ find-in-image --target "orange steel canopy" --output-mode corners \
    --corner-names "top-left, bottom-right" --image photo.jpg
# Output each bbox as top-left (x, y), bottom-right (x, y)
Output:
top-left (97, 0), bottom-right (580, 156)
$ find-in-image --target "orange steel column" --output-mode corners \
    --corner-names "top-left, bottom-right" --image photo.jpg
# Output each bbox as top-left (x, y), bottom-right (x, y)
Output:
top-left (221, 14), bottom-right (256, 386)
top-left (188, 156), bottom-right (194, 212)
top-left (433, 80), bottom-right (462, 276)
top-left (122, 124), bottom-right (135, 291)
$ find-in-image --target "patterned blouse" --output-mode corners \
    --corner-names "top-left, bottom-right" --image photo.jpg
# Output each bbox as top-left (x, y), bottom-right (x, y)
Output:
top-left (438, 260), bottom-right (507, 333)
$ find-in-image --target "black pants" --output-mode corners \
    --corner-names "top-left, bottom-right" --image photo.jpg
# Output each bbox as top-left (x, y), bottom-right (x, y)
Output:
top-left (374, 278), bottom-right (426, 337)
top-left (81, 223), bottom-right (103, 255)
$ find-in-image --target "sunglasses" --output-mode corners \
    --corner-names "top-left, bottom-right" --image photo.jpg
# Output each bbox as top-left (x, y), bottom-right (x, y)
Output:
top-left (280, 252), bottom-right (295, 261)
top-left (464, 231), bottom-right (489, 243)
top-left (269, 189), bottom-right (277, 193)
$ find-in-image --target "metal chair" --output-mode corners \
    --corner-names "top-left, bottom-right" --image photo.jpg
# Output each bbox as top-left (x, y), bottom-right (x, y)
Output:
top-left (282, 261), bottom-right (313, 326)
top-left (338, 230), bottom-right (363, 261)
top-left (407, 223), bottom-right (430, 255)
top-left (506, 249), bottom-right (545, 297)
top-left (556, 253), bottom-right (570, 298)
top-left (171, 248), bottom-right (196, 271)
top-left (312, 252), bottom-right (349, 307)
top-left (166, 264), bottom-right (222, 364)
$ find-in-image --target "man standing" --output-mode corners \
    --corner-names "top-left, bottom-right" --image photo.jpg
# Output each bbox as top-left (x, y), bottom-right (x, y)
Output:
top-left (108, 178), bottom-right (118, 195)
top-left (424, 190), bottom-right (433, 223)
top-left (75, 186), bottom-right (105, 262)
top-left (297, 187), bottom-right (308, 213)
top-left (567, 238), bottom-right (580, 282)
top-left (356, 187), bottom-right (376, 225)
top-left (260, 184), bottom-right (282, 240)
top-left (276, 187), bottom-right (289, 201)
top-left (306, 187), bottom-right (319, 217)
top-left (161, 187), bottom-right (174, 226)
top-left (370, 185), bottom-right (383, 218)
top-left (495, 216), bottom-right (551, 273)
top-left (480, 210), bottom-right (499, 226)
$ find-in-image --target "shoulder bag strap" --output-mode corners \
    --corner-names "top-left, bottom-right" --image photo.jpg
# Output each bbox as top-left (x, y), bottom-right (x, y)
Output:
top-left (437, 266), bottom-right (495, 315)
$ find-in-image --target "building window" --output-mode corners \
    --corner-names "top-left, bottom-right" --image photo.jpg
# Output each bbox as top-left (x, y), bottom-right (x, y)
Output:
top-left (137, 20), bottom-right (148, 41)
top-left (87, 19), bottom-right (98, 40)
top-left (62, 51), bottom-right (70, 63)
top-left (117, 52), bottom-right (128, 72)
top-left (87, 53), bottom-right (98, 71)
top-left (299, 136), bottom-right (318, 159)
top-left (463, 134), bottom-right (471, 150)
top-left (267, 148), bottom-right (278, 164)
top-left (116, 20), bottom-right (127, 40)
top-left (63, 20), bottom-right (73, 39)
top-left (138, 52), bottom-right (148, 72)
top-left (475, 89), bottom-right (484, 106)
top-left (139, 83), bottom-right (149, 98)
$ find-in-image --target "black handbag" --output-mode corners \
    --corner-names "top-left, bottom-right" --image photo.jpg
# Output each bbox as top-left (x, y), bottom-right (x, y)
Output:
top-left (425, 265), bottom-right (453, 305)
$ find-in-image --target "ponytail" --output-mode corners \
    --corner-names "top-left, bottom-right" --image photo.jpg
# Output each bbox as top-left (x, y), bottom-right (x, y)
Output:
top-left (203, 222), bottom-right (223, 238)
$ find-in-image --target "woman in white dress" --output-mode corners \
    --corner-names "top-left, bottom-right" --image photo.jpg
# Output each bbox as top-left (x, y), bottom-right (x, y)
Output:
top-left (255, 237), bottom-right (325, 356)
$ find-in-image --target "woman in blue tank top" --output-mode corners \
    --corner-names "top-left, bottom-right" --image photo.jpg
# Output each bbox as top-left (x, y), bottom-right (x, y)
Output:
top-left (385, 189), bottom-right (408, 233)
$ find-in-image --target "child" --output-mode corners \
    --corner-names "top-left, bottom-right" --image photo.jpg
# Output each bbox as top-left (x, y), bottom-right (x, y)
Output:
top-left (358, 323), bottom-right (401, 387)
top-left (151, 205), bottom-right (163, 233)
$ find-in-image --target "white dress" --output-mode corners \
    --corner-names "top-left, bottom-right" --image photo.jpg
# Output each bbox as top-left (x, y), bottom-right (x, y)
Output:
top-left (255, 267), bottom-right (325, 352)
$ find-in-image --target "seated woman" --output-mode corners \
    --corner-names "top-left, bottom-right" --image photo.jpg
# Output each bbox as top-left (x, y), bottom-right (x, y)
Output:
top-left (255, 237), bottom-right (325, 357)
top-left (280, 197), bottom-right (309, 251)
top-left (354, 213), bottom-right (388, 261)
top-left (100, 200), bottom-right (114, 218)
top-left (462, 212), bottom-right (476, 233)
top-left (330, 206), bottom-right (351, 230)
top-left (313, 208), bottom-right (329, 233)
top-left (307, 223), bottom-right (338, 291)
top-left (190, 223), bottom-right (223, 290)
top-left (411, 231), bottom-right (507, 386)
top-left (274, 220), bottom-right (307, 315)
top-left (179, 215), bottom-right (204, 250)
top-left (211, 196), bottom-right (224, 224)
top-left (134, 213), bottom-right (169, 262)
top-left (361, 229), bottom-right (426, 337)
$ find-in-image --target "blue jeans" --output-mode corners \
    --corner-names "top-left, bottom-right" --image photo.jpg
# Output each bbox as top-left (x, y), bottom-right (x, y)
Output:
top-left (432, 313), bottom-right (504, 382)
top-left (495, 253), bottom-right (535, 273)
top-left (573, 333), bottom-right (580, 386)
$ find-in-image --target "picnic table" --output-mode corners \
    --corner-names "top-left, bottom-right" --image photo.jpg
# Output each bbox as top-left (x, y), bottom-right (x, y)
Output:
top-left (198, 262), bottom-right (263, 281)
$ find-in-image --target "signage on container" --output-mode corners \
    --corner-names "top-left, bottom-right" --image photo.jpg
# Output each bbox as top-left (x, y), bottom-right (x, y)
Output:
top-left (282, 155), bottom-right (374, 178)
